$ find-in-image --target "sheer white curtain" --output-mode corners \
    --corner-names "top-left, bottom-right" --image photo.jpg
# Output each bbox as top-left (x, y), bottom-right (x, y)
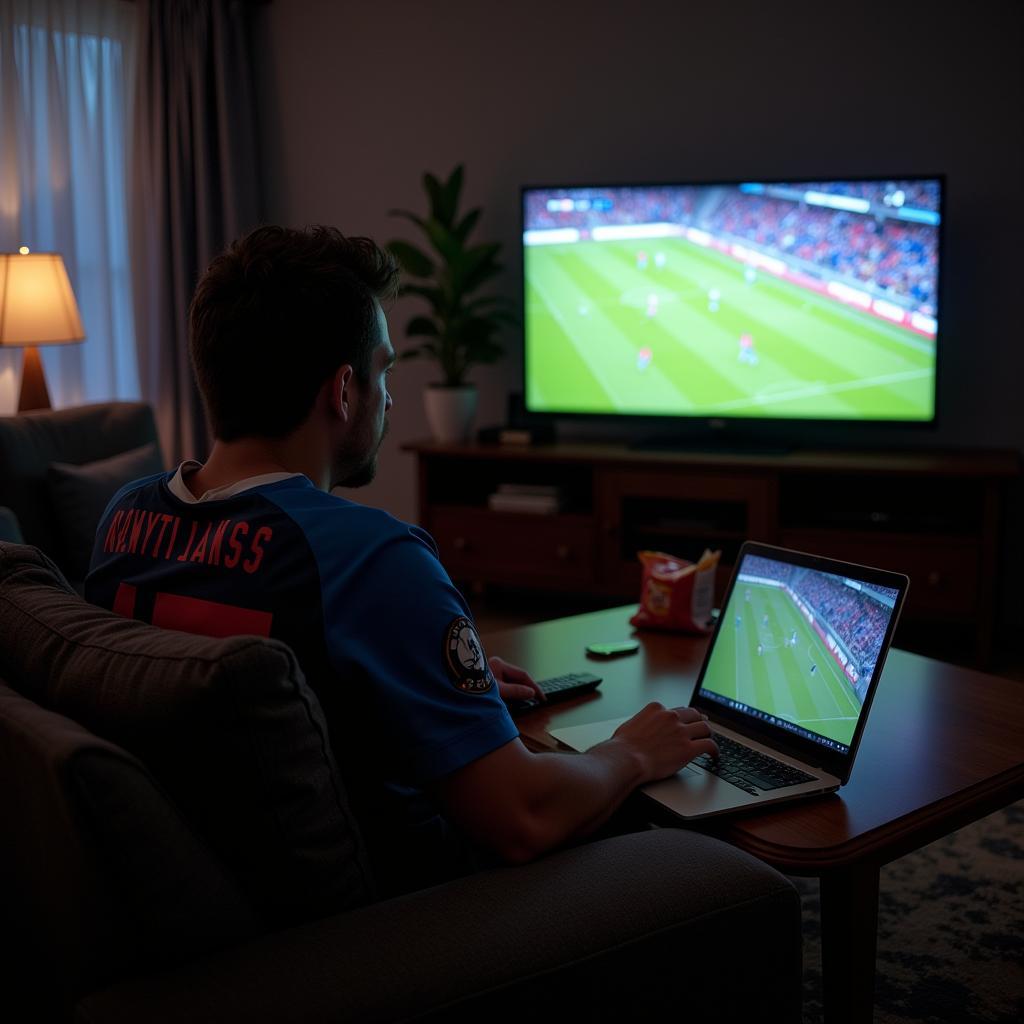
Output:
top-left (0, 0), bottom-right (138, 412)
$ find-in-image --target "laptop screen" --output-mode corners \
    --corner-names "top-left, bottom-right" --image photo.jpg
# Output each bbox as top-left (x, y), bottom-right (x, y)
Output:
top-left (695, 550), bottom-right (902, 756)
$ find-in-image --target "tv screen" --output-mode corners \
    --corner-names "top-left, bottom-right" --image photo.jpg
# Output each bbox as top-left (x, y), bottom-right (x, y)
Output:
top-left (522, 177), bottom-right (941, 424)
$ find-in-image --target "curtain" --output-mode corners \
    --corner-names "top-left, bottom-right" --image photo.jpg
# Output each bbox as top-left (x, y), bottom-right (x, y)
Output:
top-left (130, 0), bottom-right (262, 464)
top-left (0, 0), bottom-right (139, 412)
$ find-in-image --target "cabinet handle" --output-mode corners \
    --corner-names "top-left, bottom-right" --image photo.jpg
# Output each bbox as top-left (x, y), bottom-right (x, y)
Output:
top-left (454, 536), bottom-right (468, 552)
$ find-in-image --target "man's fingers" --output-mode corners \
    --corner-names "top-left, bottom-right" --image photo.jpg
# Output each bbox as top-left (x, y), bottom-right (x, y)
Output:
top-left (491, 657), bottom-right (539, 688)
top-left (498, 681), bottom-right (538, 702)
top-left (684, 720), bottom-right (713, 740)
top-left (688, 737), bottom-right (720, 761)
top-left (503, 665), bottom-right (534, 685)
top-left (673, 706), bottom-right (708, 724)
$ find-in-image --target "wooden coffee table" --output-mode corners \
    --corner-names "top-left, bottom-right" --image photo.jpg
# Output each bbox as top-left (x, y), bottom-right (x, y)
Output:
top-left (484, 606), bottom-right (1024, 1024)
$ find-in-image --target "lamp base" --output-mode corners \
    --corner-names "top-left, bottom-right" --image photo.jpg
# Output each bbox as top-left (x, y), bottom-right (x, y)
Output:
top-left (18, 346), bottom-right (51, 412)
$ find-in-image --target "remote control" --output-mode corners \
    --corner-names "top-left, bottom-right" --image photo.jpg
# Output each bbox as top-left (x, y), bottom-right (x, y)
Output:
top-left (510, 671), bottom-right (602, 713)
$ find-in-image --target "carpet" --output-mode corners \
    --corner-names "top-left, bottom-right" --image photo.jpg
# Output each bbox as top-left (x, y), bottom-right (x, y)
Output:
top-left (793, 801), bottom-right (1024, 1023)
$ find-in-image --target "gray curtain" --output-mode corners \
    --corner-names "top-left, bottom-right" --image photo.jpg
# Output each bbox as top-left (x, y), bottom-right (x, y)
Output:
top-left (130, 0), bottom-right (262, 464)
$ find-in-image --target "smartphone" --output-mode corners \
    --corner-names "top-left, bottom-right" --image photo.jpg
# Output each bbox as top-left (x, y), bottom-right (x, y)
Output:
top-left (585, 639), bottom-right (640, 657)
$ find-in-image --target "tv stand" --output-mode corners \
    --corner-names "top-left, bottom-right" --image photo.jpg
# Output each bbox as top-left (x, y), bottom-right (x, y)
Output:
top-left (404, 440), bottom-right (1019, 666)
top-left (631, 435), bottom-right (795, 456)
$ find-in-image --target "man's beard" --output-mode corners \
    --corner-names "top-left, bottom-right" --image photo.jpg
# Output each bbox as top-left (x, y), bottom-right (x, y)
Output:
top-left (333, 415), bottom-right (388, 489)
top-left (337, 453), bottom-right (377, 489)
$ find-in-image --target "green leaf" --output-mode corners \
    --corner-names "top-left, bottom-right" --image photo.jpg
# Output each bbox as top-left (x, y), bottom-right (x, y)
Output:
top-left (458, 316), bottom-right (497, 344)
top-left (399, 283), bottom-right (446, 315)
top-left (423, 218), bottom-right (463, 267)
top-left (441, 165), bottom-right (464, 225)
top-left (452, 207), bottom-right (481, 244)
top-left (461, 246), bottom-right (503, 293)
top-left (423, 173), bottom-right (446, 224)
top-left (387, 240), bottom-right (434, 278)
top-left (464, 293), bottom-right (510, 311)
top-left (472, 341), bottom-right (505, 364)
top-left (389, 208), bottom-right (428, 234)
top-left (405, 315), bottom-right (439, 337)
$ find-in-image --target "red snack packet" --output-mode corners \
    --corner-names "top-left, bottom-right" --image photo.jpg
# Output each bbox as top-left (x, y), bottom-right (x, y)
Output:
top-left (629, 549), bottom-right (720, 634)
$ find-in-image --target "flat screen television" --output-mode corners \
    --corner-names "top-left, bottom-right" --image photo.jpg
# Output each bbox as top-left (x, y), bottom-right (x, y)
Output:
top-left (521, 176), bottom-right (942, 434)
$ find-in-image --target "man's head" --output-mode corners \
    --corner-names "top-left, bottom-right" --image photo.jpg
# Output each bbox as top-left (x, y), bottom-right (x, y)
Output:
top-left (189, 225), bottom-right (399, 487)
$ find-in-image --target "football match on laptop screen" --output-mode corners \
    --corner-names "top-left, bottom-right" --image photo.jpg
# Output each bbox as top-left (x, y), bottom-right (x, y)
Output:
top-left (698, 553), bottom-right (900, 753)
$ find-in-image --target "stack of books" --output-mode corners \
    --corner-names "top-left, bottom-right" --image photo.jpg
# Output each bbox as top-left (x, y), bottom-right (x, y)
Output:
top-left (487, 483), bottom-right (564, 515)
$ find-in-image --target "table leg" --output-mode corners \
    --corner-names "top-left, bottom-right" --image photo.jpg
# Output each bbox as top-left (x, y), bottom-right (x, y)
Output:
top-left (820, 863), bottom-right (880, 1024)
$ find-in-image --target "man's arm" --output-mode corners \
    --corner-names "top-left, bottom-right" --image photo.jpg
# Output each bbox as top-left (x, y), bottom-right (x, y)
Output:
top-left (431, 703), bottom-right (718, 864)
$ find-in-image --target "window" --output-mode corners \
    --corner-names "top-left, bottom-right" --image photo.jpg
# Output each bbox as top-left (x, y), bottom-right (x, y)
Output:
top-left (0, 0), bottom-right (139, 408)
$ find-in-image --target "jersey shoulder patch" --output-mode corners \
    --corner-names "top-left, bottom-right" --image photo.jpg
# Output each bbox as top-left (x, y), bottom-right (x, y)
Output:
top-left (443, 616), bottom-right (493, 694)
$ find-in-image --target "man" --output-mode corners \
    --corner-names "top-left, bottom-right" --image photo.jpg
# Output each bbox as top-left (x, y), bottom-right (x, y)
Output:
top-left (86, 226), bottom-right (718, 893)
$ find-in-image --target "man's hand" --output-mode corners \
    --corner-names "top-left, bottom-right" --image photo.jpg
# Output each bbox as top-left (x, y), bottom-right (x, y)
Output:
top-left (489, 656), bottom-right (543, 705)
top-left (605, 703), bottom-right (719, 783)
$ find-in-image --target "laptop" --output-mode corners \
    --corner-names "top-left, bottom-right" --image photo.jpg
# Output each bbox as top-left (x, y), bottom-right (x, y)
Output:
top-left (550, 541), bottom-right (909, 820)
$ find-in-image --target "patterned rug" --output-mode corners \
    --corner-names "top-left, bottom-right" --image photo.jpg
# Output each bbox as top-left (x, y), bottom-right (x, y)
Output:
top-left (792, 801), bottom-right (1024, 1023)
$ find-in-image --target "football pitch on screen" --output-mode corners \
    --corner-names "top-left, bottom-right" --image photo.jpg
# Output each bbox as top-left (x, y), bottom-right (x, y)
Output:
top-left (524, 238), bottom-right (936, 420)
top-left (703, 582), bottom-right (863, 747)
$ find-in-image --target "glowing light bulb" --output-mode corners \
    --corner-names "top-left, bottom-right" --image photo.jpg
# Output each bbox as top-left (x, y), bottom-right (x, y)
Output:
top-left (18, 245), bottom-right (30, 255)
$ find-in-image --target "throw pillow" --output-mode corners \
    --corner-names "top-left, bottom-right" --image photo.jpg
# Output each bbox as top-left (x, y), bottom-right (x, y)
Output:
top-left (0, 542), bottom-right (375, 926)
top-left (0, 506), bottom-right (23, 543)
top-left (46, 441), bottom-right (164, 582)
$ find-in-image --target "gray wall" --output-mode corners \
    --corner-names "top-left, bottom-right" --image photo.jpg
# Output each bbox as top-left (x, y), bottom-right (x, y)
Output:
top-left (253, 0), bottom-right (1023, 565)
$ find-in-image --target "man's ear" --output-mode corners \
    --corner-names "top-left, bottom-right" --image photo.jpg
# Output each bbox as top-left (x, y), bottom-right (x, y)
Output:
top-left (328, 365), bottom-right (356, 421)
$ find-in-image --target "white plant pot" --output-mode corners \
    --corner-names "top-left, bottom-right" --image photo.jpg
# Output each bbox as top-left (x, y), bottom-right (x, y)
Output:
top-left (423, 385), bottom-right (478, 443)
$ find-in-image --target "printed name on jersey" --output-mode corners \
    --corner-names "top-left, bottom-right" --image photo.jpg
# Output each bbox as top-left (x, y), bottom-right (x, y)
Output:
top-left (102, 507), bottom-right (272, 574)
top-left (443, 616), bottom-right (493, 694)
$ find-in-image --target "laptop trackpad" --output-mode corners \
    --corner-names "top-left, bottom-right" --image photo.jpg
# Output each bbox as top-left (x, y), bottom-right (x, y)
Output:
top-left (550, 717), bottom-right (628, 753)
top-left (551, 719), bottom-right (709, 779)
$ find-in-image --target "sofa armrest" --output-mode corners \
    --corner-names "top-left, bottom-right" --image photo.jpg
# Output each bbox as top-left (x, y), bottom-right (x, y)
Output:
top-left (77, 828), bottom-right (801, 1023)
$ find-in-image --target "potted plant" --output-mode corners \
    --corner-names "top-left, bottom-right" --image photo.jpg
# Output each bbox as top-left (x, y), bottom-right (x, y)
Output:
top-left (388, 165), bottom-right (515, 442)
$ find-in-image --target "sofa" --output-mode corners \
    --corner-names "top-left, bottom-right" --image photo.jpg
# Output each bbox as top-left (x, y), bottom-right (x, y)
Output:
top-left (0, 402), bottom-right (163, 587)
top-left (0, 542), bottom-right (803, 1022)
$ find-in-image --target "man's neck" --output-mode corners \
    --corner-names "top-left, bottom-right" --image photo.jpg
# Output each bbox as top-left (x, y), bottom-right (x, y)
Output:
top-left (186, 437), bottom-right (327, 499)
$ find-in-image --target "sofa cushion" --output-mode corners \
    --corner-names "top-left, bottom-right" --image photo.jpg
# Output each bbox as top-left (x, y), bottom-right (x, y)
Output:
top-left (0, 542), bottom-right (374, 926)
top-left (0, 681), bottom-right (261, 1017)
top-left (47, 441), bottom-right (165, 581)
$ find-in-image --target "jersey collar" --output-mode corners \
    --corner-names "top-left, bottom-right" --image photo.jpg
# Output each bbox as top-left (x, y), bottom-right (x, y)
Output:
top-left (168, 460), bottom-right (305, 504)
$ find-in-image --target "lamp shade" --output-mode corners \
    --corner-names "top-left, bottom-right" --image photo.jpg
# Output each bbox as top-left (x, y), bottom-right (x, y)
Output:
top-left (0, 252), bottom-right (85, 347)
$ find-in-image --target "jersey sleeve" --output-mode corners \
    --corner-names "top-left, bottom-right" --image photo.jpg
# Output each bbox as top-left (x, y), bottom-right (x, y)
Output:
top-left (316, 521), bottom-right (519, 785)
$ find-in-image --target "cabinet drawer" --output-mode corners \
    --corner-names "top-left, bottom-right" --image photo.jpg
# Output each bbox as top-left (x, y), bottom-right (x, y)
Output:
top-left (779, 530), bottom-right (979, 618)
top-left (431, 509), bottom-right (597, 587)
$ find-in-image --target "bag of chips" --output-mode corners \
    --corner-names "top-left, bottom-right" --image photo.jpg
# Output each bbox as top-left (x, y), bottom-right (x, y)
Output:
top-left (629, 548), bottom-right (720, 634)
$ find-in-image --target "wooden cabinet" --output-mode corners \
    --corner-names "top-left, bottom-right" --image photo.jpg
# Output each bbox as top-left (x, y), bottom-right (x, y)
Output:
top-left (405, 441), bottom-right (1018, 665)
top-left (431, 508), bottom-right (597, 588)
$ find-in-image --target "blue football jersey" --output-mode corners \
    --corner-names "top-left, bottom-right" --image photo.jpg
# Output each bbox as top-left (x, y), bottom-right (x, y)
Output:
top-left (85, 470), bottom-right (518, 892)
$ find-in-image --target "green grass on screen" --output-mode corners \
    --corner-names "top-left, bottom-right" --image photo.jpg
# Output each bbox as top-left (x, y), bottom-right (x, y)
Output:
top-left (525, 237), bottom-right (935, 420)
top-left (701, 582), bottom-right (862, 747)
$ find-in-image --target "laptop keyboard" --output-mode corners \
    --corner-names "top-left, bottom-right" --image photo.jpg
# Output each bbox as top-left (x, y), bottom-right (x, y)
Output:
top-left (691, 733), bottom-right (817, 794)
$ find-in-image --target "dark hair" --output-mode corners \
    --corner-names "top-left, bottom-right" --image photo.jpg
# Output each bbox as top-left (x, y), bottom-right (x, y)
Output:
top-left (188, 225), bottom-right (399, 441)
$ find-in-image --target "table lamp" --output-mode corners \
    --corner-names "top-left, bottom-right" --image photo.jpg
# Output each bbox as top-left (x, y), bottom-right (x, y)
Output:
top-left (0, 248), bottom-right (85, 411)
